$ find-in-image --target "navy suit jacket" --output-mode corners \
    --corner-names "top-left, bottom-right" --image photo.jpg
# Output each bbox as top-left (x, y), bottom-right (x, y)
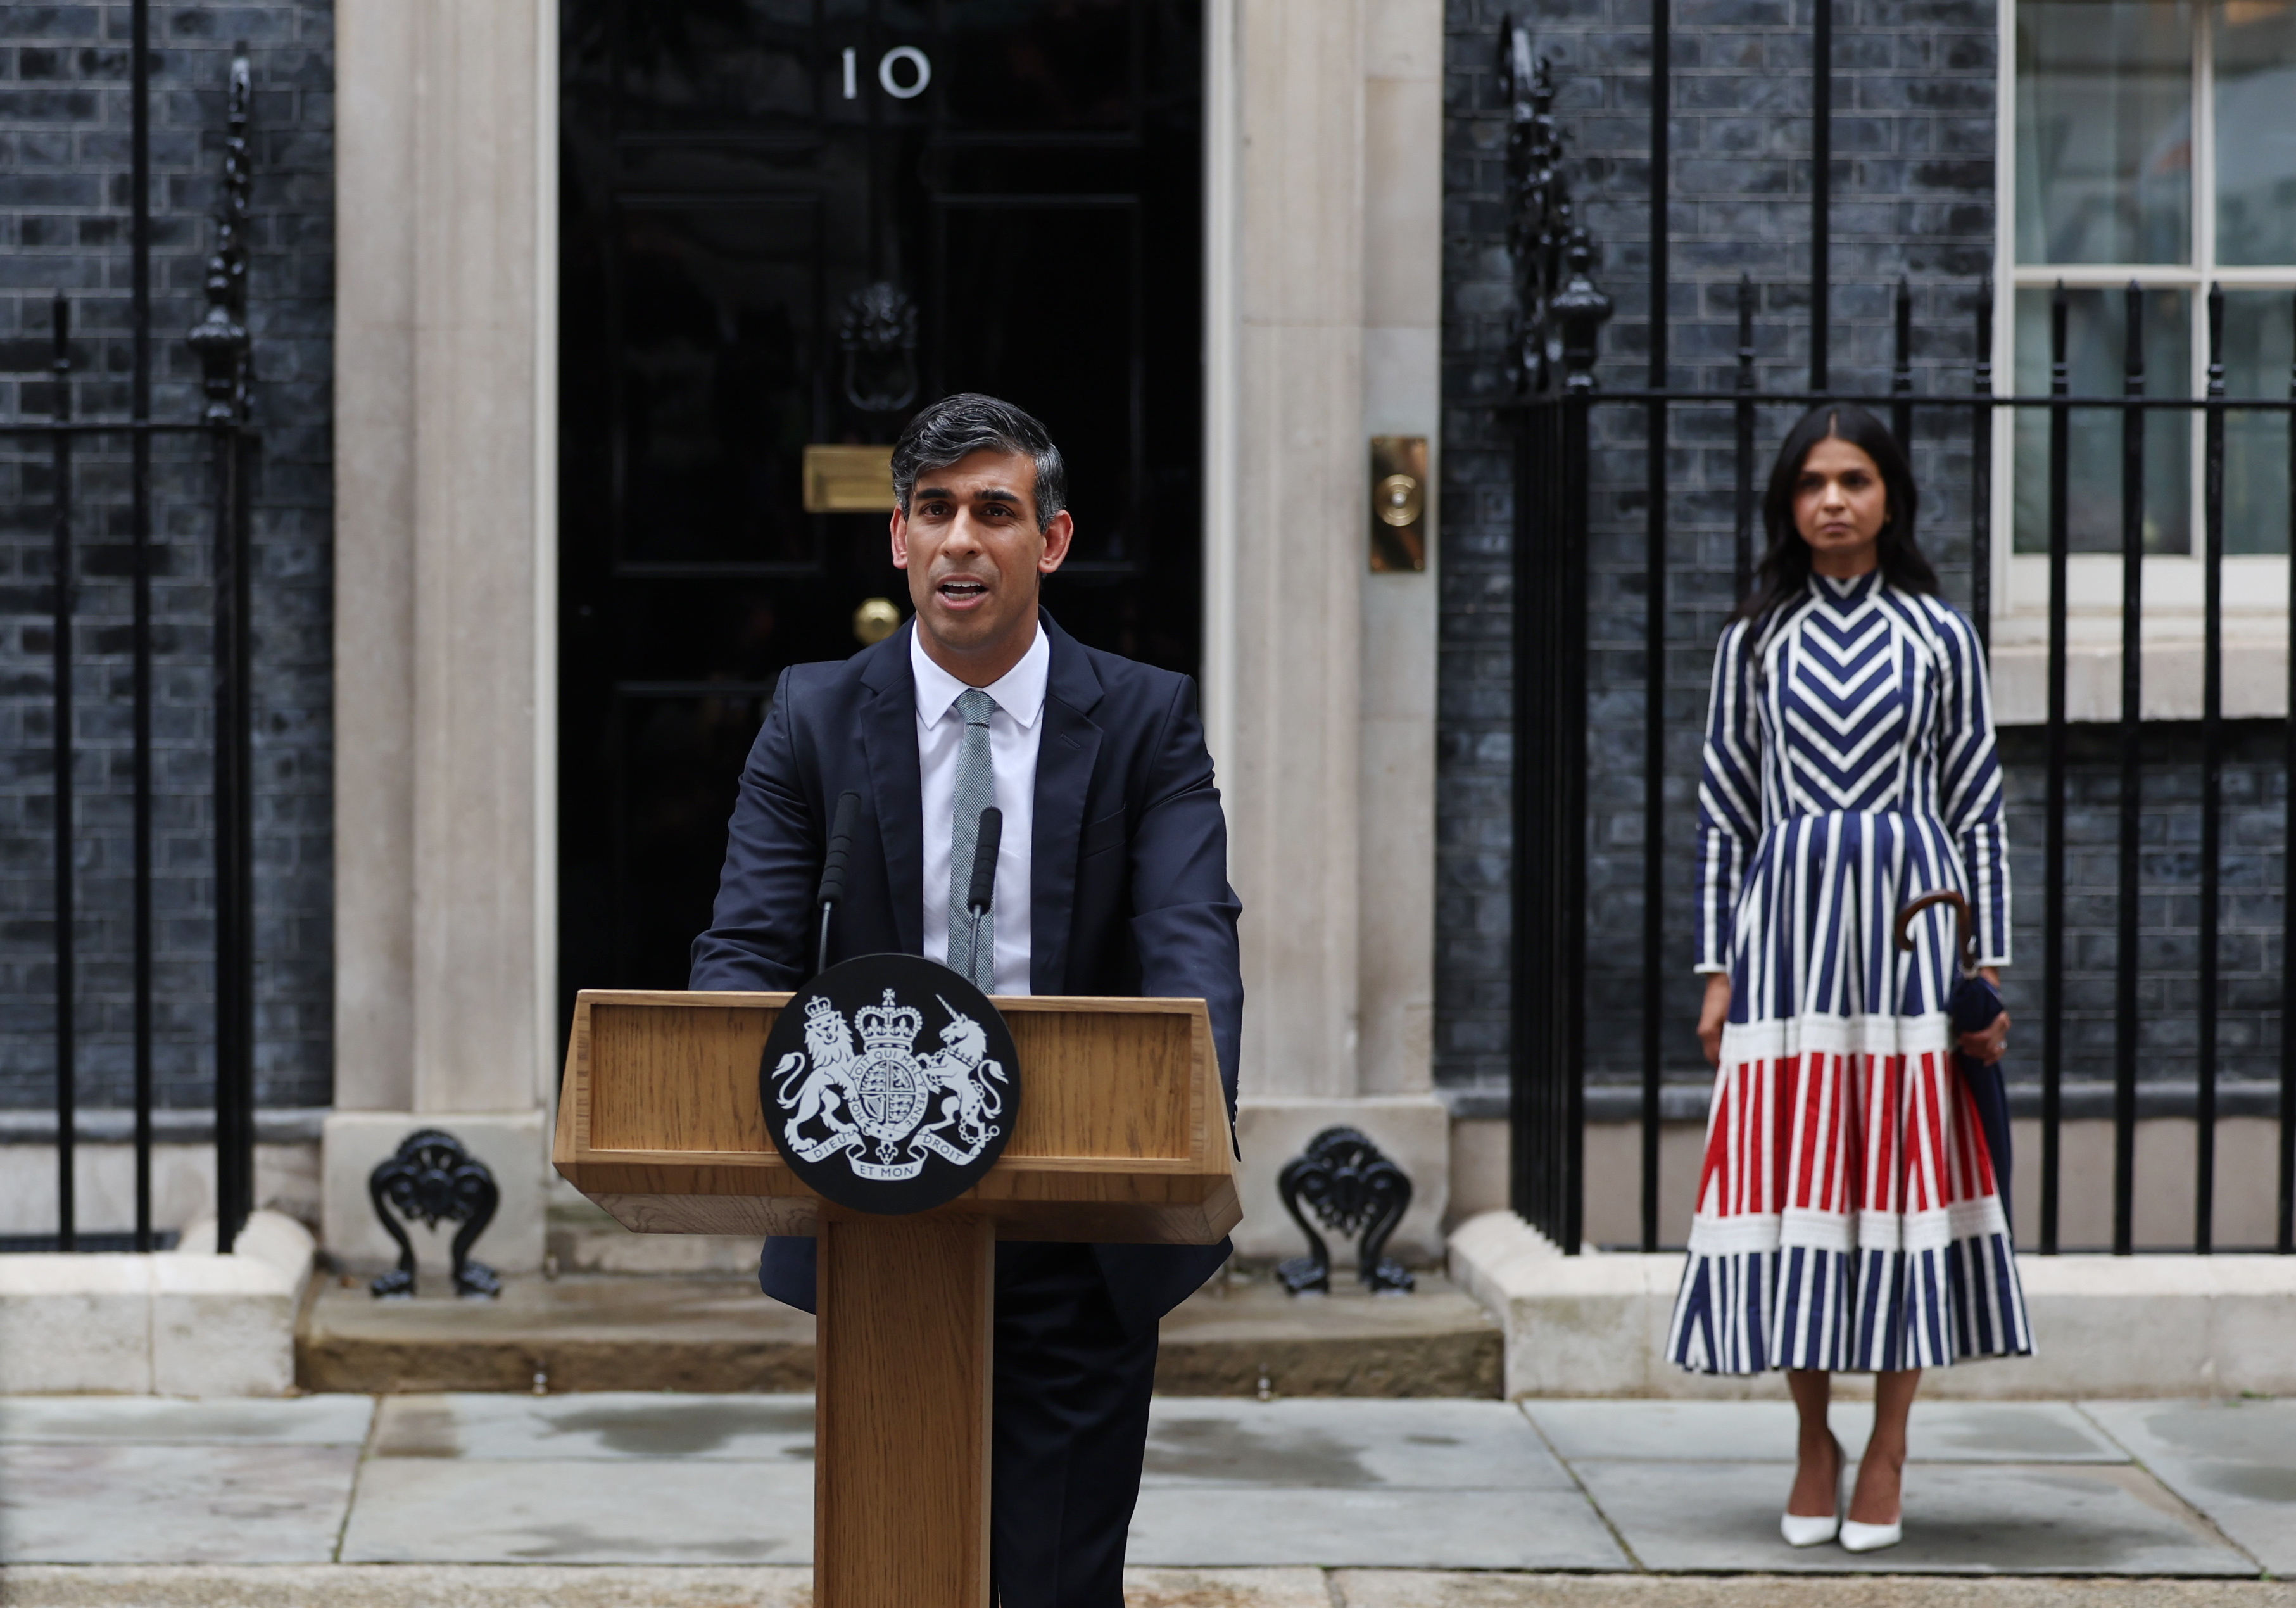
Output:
top-left (688, 611), bottom-right (1244, 1336)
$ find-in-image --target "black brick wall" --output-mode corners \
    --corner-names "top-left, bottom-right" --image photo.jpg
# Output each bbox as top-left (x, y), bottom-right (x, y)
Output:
top-left (1448, 0), bottom-right (2000, 1099)
top-left (1997, 722), bottom-right (2290, 1092)
top-left (0, 1), bottom-right (2266, 1124)
top-left (0, 5), bottom-right (333, 1114)
top-left (1441, 0), bottom-right (2288, 1111)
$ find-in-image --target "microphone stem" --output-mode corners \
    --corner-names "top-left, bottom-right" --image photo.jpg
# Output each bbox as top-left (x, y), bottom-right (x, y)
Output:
top-left (817, 902), bottom-right (834, 980)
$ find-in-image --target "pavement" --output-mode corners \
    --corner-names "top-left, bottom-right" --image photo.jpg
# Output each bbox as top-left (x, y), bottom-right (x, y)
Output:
top-left (3, 1393), bottom-right (2291, 1601)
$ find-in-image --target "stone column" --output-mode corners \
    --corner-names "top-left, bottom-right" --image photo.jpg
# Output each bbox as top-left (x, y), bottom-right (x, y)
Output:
top-left (1214, 0), bottom-right (1449, 1265)
top-left (331, 0), bottom-right (417, 1121)
top-left (324, 0), bottom-right (558, 1279)
top-left (1357, 0), bottom-right (1441, 1105)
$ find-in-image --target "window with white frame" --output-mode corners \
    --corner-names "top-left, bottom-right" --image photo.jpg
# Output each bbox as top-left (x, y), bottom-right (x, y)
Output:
top-left (1995, 0), bottom-right (2296, 721)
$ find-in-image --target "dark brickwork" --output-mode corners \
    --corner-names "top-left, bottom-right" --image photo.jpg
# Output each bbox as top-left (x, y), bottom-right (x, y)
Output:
top-left (1997, 721), bottom-right (2290, 1093)
top-left (1444, 0), bottom-right (2003, 1099)
top-left (0, 6), bottom-right (334, 1114)
top-left (1442, 0), bottom-right (2290, 1115)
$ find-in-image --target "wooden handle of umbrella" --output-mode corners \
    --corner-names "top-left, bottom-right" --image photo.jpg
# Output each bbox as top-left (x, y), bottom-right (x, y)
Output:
top-left (1894, 888), bottom-right (1976, 976)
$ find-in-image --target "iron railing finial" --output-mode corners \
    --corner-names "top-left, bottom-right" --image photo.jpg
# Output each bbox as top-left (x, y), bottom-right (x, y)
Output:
top-left (187, 46), bottom-right (253, 426)
top-left (1502, 22), bottom-right (1608, 396)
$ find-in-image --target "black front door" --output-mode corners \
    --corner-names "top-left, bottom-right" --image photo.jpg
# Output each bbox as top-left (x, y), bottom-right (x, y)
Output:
top-left (558, 0), bottom-right (1204, 1006)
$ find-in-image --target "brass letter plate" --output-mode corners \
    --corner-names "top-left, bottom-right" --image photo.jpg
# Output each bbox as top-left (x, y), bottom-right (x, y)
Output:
top-left (804, 443), bottom-right (899, 513)
top-left (1368, 436), bottom-right (1428, 573)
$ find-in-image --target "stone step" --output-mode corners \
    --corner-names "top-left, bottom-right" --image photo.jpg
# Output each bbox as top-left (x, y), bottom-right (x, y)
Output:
top-left (1155, 1273), bottom-right (1502, 1397)
top-left (296, 1267), bottom-right (1501, 1398)
top-left (298, 1273), bottom-right (817, 1396)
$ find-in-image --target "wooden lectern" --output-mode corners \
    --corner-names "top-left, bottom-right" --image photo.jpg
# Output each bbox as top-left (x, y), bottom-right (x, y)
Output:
top-left (552, 988), bottom-right (1240, 1608)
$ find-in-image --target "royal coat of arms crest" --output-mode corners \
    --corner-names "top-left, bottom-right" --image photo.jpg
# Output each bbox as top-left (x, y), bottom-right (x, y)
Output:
top-left (760, 955), bottom-right (1021, 1212)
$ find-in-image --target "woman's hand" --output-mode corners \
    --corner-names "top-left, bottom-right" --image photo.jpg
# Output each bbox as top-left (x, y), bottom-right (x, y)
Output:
top-left (1698, 973), bottom-right (1732, 1068)
top-left (1957, 966), bottom-right (2009, 1063)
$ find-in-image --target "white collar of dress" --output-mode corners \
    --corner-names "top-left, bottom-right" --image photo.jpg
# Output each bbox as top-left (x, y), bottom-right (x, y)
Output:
top-left (1810, 571), bottom-right (1881, 607)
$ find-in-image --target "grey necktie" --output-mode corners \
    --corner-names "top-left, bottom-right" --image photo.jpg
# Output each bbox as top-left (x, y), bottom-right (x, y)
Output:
top-left (947, 687), bottom-right (997, 991)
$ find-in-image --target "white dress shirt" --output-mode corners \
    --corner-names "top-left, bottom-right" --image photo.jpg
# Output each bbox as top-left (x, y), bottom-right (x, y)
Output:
top-left (914, 623), bottom-right (1047, 996)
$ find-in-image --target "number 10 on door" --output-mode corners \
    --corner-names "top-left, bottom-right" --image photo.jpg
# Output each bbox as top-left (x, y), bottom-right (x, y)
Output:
top-left (842, 47), bottom-right (931, 101)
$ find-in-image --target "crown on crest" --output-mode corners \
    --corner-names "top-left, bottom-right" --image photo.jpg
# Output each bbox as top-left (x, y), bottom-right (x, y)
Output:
top-left (804, 993), bottom-right (838, 1025)
top-left (855, 987), bottom-right (921, 1052)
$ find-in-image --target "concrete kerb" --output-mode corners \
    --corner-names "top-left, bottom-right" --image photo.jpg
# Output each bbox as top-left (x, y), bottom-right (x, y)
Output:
top-left (3, 1571), bottom-right (2294, 1608)
top-left (0, 1210), bottom-right (315, 1396)
top-left (1447, 1210), bottom-right (2296, 1400)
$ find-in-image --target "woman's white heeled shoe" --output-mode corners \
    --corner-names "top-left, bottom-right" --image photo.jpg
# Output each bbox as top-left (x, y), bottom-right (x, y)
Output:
top-left (1779, 1510), bottom-right (1841, 1547)
top-left (1781, 1434), bottom-right (1845, 1547)
top-left (1839, 1517), bottom-right (1904, 1553)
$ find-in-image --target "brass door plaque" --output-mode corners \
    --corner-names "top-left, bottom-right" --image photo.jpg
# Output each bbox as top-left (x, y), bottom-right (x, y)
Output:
top-left (804, 443), bottom-right (899, 513)
top-left (1368, 436), bottom-right (1428, 573)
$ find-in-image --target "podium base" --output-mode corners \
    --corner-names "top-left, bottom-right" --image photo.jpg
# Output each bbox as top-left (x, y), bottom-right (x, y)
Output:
top-left (816, 1211), bottom-right (994, 1608)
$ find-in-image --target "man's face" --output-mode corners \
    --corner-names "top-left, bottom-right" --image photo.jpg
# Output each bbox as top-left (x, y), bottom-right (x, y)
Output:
top-left (890, 447), bottom-right (1074, 671)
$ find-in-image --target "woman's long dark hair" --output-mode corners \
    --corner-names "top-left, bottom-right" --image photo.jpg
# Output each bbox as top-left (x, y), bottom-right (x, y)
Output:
top-left (1730, 403), bottom-right (1940, 628)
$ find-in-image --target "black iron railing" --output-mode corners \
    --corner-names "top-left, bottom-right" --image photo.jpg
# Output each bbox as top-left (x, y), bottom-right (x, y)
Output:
top-left (1499, 20), bottom-right (2296, 1258)
top-left (6, 41), bottom-right (260, 1254)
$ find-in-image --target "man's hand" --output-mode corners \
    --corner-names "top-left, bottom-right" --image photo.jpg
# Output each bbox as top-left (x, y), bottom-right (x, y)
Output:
top-left (1698, 973), bottom-right (1731, 1068)
top-left (1957, 966), bottom-right (2009, 1063)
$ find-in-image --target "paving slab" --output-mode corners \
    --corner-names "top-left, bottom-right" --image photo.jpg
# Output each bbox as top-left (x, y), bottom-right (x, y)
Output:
top-left (1525, 1400), bottom-right (2128, 1465)
top-left (2078, 1398), bottom-right (2296, 1573)
top-left (338, 1457), bottom-right (814, 1564)
top-left (369, 1391), bottom-right (814, 1462)
top-left (1128, 1487), bottom-right (1631, 1569)
top-left (1133, 1398), bottom-right (1624, 1569)
top-left (0, 1564), bottom-right (1349, 1608)
top-left (0, 1564), bottom-right (816, 1607)
top-left (1570, 1459), bottom-right (2256, 1574)
top-left (1145, 1398), bottom-right (1575, 1490)
top-left (0, 1394), bottom-right (374, 1445)
top-left (0, 1443), bottom-right (362, 1564)
top-left (1126, 1567), bottom-right (1337, 1608)
top-left (4, 1575), bottom-right (2296, 1608)
top-left (1334, 1574), bottom-right (2296, 1607)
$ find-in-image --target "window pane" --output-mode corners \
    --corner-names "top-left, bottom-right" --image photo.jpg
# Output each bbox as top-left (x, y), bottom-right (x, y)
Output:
top-left (2014, 287), bottom-right (2193, 553)
top-left (2214, 0), bottom-right (2296, 266)
top-left (2222, 291), bottom-right (2294, 554)
top-left (2017, 0), bottom-right (2193, 265)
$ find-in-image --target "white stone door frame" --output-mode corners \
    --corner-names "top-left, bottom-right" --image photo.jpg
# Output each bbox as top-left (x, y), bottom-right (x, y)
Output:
top-left (328, 0), bottom-right (1453, 1272)
top-left (1204, 0), bottom-right (1451, 1262)
top-left (328, 0), bottom-right (559, 1272)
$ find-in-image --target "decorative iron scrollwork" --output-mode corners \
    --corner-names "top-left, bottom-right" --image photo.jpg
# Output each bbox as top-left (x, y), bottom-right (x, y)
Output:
top-left (1275, 1126), bottom-right (1415, 1296)
top-left (367, 1129), bottom-right (501, 1299)
top-left (1501, 20), bottom-right (1611, 395)
top-left (186, 46), bottom-right (252, 426)
top-left (838, 282), bottom-right (919, 414)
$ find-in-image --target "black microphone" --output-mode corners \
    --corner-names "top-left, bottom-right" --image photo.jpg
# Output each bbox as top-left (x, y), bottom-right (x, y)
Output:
top-left (964, 807), bottom-right (1002, 991)
top-left (815, 790), bottom-right (862, 977)
top-left (966, 807), bottom-right (1002, 915)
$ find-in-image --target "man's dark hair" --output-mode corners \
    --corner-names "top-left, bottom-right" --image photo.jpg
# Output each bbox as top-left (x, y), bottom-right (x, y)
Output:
top-left (890, 393), bottom-right (1068, 532)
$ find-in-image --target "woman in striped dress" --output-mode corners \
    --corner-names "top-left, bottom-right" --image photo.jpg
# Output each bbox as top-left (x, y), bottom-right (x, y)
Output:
top-left (1668, 404), bottom-right (2029, 1554)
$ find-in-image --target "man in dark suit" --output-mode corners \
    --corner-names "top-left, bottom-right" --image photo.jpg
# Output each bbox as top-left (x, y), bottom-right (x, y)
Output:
top-left (690, 393), bottom-right (1244, 1608)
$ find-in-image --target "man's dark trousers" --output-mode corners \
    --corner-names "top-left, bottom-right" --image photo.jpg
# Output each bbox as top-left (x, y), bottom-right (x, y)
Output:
top-left (688, 612), bottom-right (1244, 1608)
top-left (989, 1243), bottom-right (1159, 1608)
